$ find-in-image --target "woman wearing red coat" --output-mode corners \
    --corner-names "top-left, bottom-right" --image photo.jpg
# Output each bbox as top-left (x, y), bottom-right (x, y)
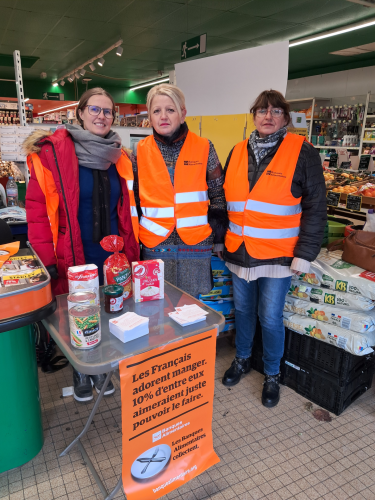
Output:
top-left (25, 87), bottom-right (139, 402)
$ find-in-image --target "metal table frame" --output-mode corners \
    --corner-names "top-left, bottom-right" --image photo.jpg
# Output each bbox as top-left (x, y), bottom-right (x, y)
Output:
top-left (43, 284), bottom-right (224, 500)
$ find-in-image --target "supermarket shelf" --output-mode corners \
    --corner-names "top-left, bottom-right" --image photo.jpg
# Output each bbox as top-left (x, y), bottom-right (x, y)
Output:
top-left (314, 145), bottom-right (360, 149)
top-left (367, 115), bottom-right (375, 119)
top-left (363, 140), bottom-right (375, 143)
top-left (364, 128), bottom-right (375, 131)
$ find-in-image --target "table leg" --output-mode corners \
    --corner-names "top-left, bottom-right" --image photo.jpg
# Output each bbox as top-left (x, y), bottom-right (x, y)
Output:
top-left (60, 370), bottom-right (114, 456)
top-left (104, 476), bottom-right (124, 500)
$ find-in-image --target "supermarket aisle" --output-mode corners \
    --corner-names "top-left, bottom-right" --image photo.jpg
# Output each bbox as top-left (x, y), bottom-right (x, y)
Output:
top-left (1, 338), bottom-right (375, 500)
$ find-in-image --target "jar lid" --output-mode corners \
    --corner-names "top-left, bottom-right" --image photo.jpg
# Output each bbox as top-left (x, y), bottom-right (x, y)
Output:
top-left (103, 285), bottom-right (124, 296)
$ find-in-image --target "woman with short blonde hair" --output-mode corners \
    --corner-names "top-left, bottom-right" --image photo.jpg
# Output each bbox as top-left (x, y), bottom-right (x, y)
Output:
top-left (134, 83), bottom-right (228, 297)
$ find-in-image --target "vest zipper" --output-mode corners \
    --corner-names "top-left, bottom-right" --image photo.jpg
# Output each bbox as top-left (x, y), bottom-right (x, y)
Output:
top-left (47, 141), bottom-right (76, 266)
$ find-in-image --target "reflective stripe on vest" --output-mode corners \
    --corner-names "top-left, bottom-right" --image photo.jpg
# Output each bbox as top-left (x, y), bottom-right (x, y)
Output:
top-left (127, 180), bottom-right (134, 191)
top-left (243, 226), bottom-right (300, 239)
top-left (245, 199), bottom-right (302, 216)
top-left (175, 191), bottom-right (208, 204)
top-left (141, 207), bottom-right (174, 218)
top-left (130, 206), bottom-right (138, 217)
top-left (224, 133), bottom-right (305, 259)
top-left (139, 217), bottom-right (170, 237)
top-left (176, 215), bottom-right (208, 229)
top-left (137, 131), bottom-right (211, 247)
top-left (229, 221), bottom-right (242, 236)
top-left (227, 201), bottom-right (246, 212)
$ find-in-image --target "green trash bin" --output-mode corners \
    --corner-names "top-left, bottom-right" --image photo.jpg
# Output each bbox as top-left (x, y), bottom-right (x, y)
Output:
top-left (0, 324), bottom-right (44, 473)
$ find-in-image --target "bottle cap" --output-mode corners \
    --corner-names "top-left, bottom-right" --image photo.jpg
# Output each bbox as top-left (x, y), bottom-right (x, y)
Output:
top-left (8, 176), bottom-right (13, 179)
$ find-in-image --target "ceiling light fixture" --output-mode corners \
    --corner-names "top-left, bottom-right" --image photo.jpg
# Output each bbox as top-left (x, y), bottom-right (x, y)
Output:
top-left (55, 38), bottom-right (123, 82)
top-left (67, 75), bottom-right (74, 82)
top-left (97, 57), bottom-right (105, 67)
top-left (52, 82), bottom-right (59, 87)
top-left (38, 102), bottom-right (79, 115)
top-left (75, 71), bottom-right (81, 79)
top-left (60, 80), bottom-right (65, 86)
top-left (289, 18), bottom-right (375, 47)
top-left (130, 77), bottom-right (169, 91)
top-left (79, 68), bottom-right (86, 76)
top-left (116, 46), bottom-right (123, 56)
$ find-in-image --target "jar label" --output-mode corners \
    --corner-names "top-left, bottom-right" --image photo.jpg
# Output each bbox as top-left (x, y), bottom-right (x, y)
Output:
top-left (110, 295), bottom-right (123, 312)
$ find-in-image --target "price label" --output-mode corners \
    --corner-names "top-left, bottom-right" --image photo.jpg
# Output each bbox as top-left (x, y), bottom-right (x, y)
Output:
top-left (329, 154), bottom-right (338, 168)
top-left (346, 194), bottom-right (362, 212)
top-left (340, 161), bottom-right (351, 169)
top-left (359, 155), bottom-right (371, 171)
top-left (327, 190), bottom-right (341, 207)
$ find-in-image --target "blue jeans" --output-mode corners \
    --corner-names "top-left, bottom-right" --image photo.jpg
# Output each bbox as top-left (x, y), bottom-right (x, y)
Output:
top-left (232, 273), bottom-right (292, 376)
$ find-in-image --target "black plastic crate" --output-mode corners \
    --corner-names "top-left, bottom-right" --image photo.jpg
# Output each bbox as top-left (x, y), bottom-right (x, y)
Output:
top-left (280, 357), bottom-right (374, 415)
top-left (284, 328), bottom-right (375, 384)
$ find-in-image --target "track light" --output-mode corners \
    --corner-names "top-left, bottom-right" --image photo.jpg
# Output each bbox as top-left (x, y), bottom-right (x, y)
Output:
top-left (89, 62), bottom-right (95, 71)
top-left (75, 71), bottom-right (81, 79)
top-left (97, 57), bottom-right (105, 67)
top-left (79, 69), bottom-right (86, 77)
top-left (116, 46), bottom-right (123, 56)
top-left (67, 75), bottom-right (73, 82)
top-left (52, 82), bottom-right (58, 87)
top-left (60, 80), bottom-right (65, 86)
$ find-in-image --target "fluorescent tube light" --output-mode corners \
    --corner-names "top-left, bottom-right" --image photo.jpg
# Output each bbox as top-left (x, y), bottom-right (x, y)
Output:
top-left (38, 102), bottom-right (79, 115)
top-left (290, 18), bottom-right (375, 47)
top-left (130, 77), bottom-right (169, 91)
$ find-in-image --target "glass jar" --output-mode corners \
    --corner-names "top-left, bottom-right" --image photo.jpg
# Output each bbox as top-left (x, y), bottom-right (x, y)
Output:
top-left (103, 285), bottom-right (124, 313)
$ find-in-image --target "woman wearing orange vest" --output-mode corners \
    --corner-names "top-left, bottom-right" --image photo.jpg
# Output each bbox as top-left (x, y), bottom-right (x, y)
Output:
top-left (221, 90), bottom-right (326, 407)
top-left (25, 87), bottom-right (139, 402)
top-left (134, 84), bottom-right (228, 297)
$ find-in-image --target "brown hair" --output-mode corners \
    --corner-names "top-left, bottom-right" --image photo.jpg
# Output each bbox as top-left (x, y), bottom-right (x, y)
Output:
top-left (250, 89), bottom-right (290, 124)
top-left (76, 87), bottom-right (115, 127)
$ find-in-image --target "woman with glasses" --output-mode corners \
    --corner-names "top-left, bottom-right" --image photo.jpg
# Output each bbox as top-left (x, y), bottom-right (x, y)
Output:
top-left (25, 87), bottom-right (139, 402)
top-left (220, 90), bottom-right (326, 407)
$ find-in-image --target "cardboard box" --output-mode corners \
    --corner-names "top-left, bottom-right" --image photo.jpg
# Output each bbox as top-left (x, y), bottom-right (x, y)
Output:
top-left (132, 259), bottom-right (164, 303)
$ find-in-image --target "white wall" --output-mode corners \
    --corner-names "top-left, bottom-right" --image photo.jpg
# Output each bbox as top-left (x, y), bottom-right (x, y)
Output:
top-left (175, 41), bottom-right (289, 116)
top-left (286, 65), bottom-right (375, 100)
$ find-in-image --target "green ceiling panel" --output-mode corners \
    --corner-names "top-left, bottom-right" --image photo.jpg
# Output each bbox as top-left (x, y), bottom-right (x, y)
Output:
top-left (0, 54), bottom-right (39, 68)
top-left (0, 0), bottom-right (374, 93)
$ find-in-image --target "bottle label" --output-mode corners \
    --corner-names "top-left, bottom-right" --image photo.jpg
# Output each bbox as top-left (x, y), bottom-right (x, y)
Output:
top-left (7, 188), bottom-right (17, 197)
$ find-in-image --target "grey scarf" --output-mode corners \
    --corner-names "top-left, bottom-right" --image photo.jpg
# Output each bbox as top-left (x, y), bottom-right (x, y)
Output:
top-left (66, 124), bottom-right (122, 170)
top-left (249, 126), bottom-right (287, 165)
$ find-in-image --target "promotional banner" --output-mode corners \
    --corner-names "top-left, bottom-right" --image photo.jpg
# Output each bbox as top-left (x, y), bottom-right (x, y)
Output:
top-left (119, 329), bottom-right (220, 499)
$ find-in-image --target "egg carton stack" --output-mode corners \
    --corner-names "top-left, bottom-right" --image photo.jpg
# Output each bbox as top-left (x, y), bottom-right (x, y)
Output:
top-left (0, 125), bottom-right (35, 162)
top-left (280, 249), bottom-right (375, 414)
top-left (199, 255), bottom-right (235, 335)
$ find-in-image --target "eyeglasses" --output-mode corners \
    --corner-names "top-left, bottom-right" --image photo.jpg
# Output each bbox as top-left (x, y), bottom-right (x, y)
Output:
top-left (256, 108), bottom-right (284, 117)
top-left (84, 105), bottom-right (114, 119)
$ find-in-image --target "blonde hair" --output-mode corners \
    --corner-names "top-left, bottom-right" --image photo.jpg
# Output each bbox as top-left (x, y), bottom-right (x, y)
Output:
top-left (146, 84), bottom-right (186, 119)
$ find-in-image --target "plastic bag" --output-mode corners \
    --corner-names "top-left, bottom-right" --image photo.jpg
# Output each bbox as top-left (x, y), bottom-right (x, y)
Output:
top-left (100, 235), bottom-right (132, 300)
top-left (0, 241), bottom-right (19, 269)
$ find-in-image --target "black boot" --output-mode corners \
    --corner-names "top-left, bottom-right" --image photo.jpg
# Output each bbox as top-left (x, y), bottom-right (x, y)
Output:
top-left (73, 370), bottom-right (93, 403)
top-left (262, 374), bottom-right (280, 408)
top-left (222, 357), bottom-right (251, 387)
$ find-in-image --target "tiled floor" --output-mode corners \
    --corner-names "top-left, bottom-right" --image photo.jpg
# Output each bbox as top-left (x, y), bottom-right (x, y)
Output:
top-left (1, 338), bottom-right (375, 500)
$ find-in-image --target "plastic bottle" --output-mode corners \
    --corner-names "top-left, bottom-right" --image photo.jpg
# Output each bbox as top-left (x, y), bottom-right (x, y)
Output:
top-left (364, 209), bottom-right (375, 232)
top-left (6, 176), bottom-right (18, 207)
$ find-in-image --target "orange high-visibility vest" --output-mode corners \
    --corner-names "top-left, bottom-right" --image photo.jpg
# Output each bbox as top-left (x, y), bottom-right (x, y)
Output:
top-left (137, 131), bottom-right (212, 247)
top-left (224, 133), bottom-right (305, 259)
top-left (115, 150), bottom-right (139, 242)
top-left (27, 149), bottom-right (139, 256)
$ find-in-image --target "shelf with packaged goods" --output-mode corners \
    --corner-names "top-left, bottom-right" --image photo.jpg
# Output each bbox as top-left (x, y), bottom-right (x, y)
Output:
top-left (315, 145), bottom-right (360, 150)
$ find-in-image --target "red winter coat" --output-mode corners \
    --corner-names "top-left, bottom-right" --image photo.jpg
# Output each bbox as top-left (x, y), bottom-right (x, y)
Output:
top-left (25, 128), bottom-right (139, 296)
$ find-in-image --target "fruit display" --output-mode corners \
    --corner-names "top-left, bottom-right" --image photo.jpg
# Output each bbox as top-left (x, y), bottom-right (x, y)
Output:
top-left (331, 185), bottom-right (358, 194)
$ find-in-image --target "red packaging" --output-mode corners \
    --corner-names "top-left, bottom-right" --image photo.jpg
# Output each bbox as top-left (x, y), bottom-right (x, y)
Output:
top-left (100, 235), bottom-right (132, 300)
